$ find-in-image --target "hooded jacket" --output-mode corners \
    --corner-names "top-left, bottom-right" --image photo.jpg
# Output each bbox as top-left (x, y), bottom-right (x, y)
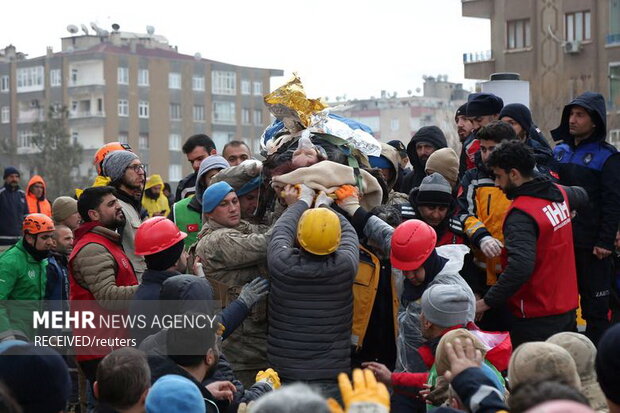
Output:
top-left (483, 176), bottom-right (588, 314)
top-left (551, 92), bottom-right (620, 250)
top-left (0, 183), bottom-right (28, 245)
top-left (174, 171), bottom-right (197, 202)
top-left (26, 175), bottom-right (52, 217)
top-left (142, 175), bottom-right (170, 218)
top-left (378, 143), bottom-right (409, 206)
top-left (401, 126), bottom-right (448, 195)
top-left (267, 201), bottom-right (359, 381)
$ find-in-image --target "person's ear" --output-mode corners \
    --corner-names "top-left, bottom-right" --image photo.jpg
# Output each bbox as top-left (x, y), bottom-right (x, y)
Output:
top-left (210, 149), bottom-right (217, 156)
top-left (139, 388), bottom-right (149, 405)
top-left (87, 209), bottom-right (100, 222)
top-left (206, 348), bottom-right (216, 366)
top-left (93, 381), bottom-right (99, 399)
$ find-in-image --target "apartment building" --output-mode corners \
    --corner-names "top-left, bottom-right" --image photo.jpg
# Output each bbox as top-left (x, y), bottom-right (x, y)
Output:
top-left (0, 27), bottom-right (283, 183)
top-left (462, 0), bottom-right (620, 146)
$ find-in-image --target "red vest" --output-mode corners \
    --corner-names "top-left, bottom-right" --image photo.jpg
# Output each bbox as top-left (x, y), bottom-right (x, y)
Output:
top-left (69, 230), bottom-right (138, 361)
top-left (465, 138), bottom-right (480, 171)
top-left (436, 230), bottom-right (464, 247)
top-left (503, 185), bottom-right (578, 318)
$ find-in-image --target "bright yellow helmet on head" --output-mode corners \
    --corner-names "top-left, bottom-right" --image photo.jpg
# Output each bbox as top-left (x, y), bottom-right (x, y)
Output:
top-left (296, 208), bottom-right (342, 255)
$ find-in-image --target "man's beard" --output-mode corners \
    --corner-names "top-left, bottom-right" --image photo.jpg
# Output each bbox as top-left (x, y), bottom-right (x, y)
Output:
top-left (121, 177), bottom-right (144, 200)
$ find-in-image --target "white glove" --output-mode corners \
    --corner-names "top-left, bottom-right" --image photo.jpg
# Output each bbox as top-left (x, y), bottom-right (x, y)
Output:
top-left (314, 191), bottom-right (334, 208)
top-left (479, 236), bottom-right (503, 258)
top-left (297, 184), bottom-right (316, 207)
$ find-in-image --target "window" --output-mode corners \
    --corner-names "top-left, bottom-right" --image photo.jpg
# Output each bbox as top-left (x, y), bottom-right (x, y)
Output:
top-left (118, 99), bottom-right (129, 117)
top-left (17, 130), bottom-right (34, 148)
top-left (50, 69), bottom-right (61, 87)
top-left (566, 11), bottom-right (591, 42)
top-left (253, 109), bottom-right (262, 125)
top-left (1, 107), bottom-right (9, 124)
top-left (611, 64), bottom-right (620, 108)
top-left (242, 108), bottom-right (250, 124)
top-left (212, 131), bottom-right (235, 150)
top-left (169, 72), bottom-right (181, 89)
top-left (213, 101), bottom-right (236, 124)
top-left (138, 69), bottom-right (149, 86)
top-left (612, 0), bottom-right (620, 38)
top-left (507, 19), bottom-right (531, 49)
top-left (212, 71), bottom-right (236, 95)
top-left (71, 68), bottom-right (78, 84)
top-left (139, 134), bottom-right (149, 150)
top-left (169, 133), bottom-right (182, 151)
top-left (253, 81), bottom-right (263, 96)
top-left (118, 67), bottom-right (129, 85)
top-left (241, 80), bottom-right (251, 95)
top-left (391, 119), bottom-right (399, 131)
top-left (192, 76), bottom-right (205, 91)
top-left (1, 76), bottom-right (8, 92)
top-left (609, 129), bottom-right (620, 149)
top-left (138, 101), bottom-right (149, 118)
top-left (170, 103), bottom-right (181, 120)
top-left (193, 105), bottom-right (205, 121)
top-left (16, 66), bottom-right (44, 92)
top-left (169, 164), bottom-right (182, 182)
top-left (118, 133), bottom-right (129, 144)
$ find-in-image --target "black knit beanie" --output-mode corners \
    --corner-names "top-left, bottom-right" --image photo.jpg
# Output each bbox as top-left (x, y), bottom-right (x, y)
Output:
top-left (144, 239), bottom-right (185, 271)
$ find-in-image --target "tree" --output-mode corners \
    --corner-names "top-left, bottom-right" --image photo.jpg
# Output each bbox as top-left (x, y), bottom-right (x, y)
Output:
top-left (29, 106), bottom-right (84, 199)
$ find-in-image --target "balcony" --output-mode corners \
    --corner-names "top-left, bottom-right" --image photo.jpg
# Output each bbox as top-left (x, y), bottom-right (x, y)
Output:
top-left (70, 110), bottom-right (105, 119)
top-left (462, 0), bottom-right (492, 19)
top-left (607, 33), bottom-right (620, 46)
top-left (17, 109), bottom-right (45, 124)
top-left (463, 50), bottom-right (495, 80)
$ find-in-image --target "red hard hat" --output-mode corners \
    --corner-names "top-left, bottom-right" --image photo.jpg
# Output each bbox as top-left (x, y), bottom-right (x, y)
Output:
top-left (134, 217), bottom-right (187, 256)
top-left (390, 219), bottom-right (437, 271)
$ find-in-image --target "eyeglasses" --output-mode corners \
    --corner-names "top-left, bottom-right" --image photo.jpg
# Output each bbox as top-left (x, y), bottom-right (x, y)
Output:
top-left (126, 164), bottom-right (146, 173)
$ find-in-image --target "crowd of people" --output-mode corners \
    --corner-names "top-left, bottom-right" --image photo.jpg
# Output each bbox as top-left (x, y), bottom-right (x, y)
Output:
top-left (0, 84), bottom-right (619, 413)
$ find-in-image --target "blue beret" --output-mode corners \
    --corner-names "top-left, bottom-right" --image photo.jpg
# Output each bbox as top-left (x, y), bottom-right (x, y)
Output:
top-left (202, 181), bottom-right (234, 213)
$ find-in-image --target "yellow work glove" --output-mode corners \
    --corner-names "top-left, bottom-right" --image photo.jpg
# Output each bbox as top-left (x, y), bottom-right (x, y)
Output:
top-left (255, 368), bottom-right (281, 390)
top-left (327, 369), bottom-right (390, 413)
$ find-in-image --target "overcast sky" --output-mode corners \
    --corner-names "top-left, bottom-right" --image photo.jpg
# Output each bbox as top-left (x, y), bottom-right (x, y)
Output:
top-left (3, 0), bottom-right (490, 99)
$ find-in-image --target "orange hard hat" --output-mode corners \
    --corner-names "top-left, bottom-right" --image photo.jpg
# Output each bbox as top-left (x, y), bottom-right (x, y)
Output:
top-left (93, 142), bottom-right (132, 175)
top-left (134, 217), bottom-right (187, 256)
top-left (390, 219), bottom-right (437, 271)
top-left (23, 213), bottom-right (55, 235)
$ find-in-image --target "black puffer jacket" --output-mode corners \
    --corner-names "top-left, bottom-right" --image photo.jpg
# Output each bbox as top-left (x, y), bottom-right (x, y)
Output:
top-left (267, 201), bottom-right (359, 381)
top-left (401, 126), bottom-right (447, 194)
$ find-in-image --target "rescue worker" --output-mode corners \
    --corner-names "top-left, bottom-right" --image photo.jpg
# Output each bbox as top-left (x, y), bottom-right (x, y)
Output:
top-left (195, 181), bottom-right (270, 387)
top-left (476, 140), bottom-right (587, 347)
top-left (267, 184), bottom-right (358, 399)
top-left (401, 126), bottom-right (448, 195)
top-left (176, 134), bottom-right (218, 201)
top-left (0, 167), bottom-right (28, 251)
top-left (551, 91), bottom-right (620, 345)
top-left (368, 142), bottom-right (408, 206)
top-left (142, 174), bottom-right (171, 218)
top-left (51, 196), bottom-right (81, 231)
top-left (0, 213), bottom-right (54, 338)
top-left (26, 175), bottom-right (52, 216)
top-left (102, 150), bottom-right (147, 277)
top-left (70, 186), bottom-right (139, 382)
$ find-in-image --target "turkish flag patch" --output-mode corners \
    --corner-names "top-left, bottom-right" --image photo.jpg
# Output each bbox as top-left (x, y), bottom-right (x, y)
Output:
top-left (187, 224), bottom-right (199, 233)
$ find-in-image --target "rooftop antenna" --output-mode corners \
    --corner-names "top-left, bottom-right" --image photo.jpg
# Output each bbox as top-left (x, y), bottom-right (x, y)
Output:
top-left (81, 24), bottom-right (90, 35)
top-left (111, 23), bottom-right (120, 32)
top-left (67, 24), bottom-right (79, 34)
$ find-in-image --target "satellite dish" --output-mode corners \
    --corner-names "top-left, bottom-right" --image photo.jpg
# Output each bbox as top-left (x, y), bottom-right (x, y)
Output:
top-left (81, 24), bottom-right (90, 35)
top-left (112, 23), bottom-right (120, 31)
top-left (407, 89), bottom-right (412, 96)
top-left (415, 88), bottom-right (421, 94)
top-left (90, 22), bottom-right (99, 32)
top-left (67, 24), bottom-right (79, 34)
top-left (146, 25), bottom-right (155, 35)
top-left (194, 52), bottom-right (202, 60)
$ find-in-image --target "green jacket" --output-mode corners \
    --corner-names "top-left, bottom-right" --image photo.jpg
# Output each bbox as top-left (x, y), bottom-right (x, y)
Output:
top-left (0, 239), bottom-right (48, 337)
top-left (173, 196), bottom-right (202, 249)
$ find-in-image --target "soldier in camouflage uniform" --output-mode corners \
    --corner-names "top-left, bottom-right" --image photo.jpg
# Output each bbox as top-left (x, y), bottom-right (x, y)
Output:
top-left (195, 181), bottom-right (270, 387)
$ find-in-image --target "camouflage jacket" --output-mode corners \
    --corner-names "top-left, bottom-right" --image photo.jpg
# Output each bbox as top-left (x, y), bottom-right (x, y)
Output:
top-left (195, 218), bottom-right (270, 371)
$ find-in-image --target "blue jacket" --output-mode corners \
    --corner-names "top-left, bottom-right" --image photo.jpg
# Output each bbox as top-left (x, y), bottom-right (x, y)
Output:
top-left (0, 184), bottom-right (28, 246)
top-left (44, 253), bottom-right (69, 311)
top-left (551, 92), bottom-right (620, 250)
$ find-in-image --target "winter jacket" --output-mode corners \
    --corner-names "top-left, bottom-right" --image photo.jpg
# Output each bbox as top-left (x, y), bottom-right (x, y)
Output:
top-left (195, 218), bottom-right (270, 371)
top-left (142, 175), bottom-right (170, 218)
top-left (458, 133), bottom-right (480, 180)
top-left (45, 252), bottom-right (69, 311)
top-left (147, 354), bottom-right (228, 413)
top-left (25, 175), bottom-right (52, 217)
top-left (457, 157), bottom-right (510, 286)
top-left (267, 201), bottom-right (358, 381)
top-left (174, 171), bottom-right (197, 202)
top-left (434, 367), bottom-right (508, 413)
top-left (0, 239), bottom-right (47, 336)
top-left (0, 184), bottom-right (28, 246)
top-left (116, 190), bottom-right (146, 277)
top-left (551, 92), bottom-right (620, 251)
top-left (483, 176), bottom-right (587, 317)
top-left (69, 223), bottom-right (138, 311)
top-left (172, 196), bottom-right (201, 249)
top-left (401, 126), bottom-right (448, 194)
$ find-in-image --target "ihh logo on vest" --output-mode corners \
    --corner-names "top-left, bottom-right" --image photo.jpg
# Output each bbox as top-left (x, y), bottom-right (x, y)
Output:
top-left (27, 270), bottom-right (35, 280)
top-left (542, 202), bottom-right (571, 231)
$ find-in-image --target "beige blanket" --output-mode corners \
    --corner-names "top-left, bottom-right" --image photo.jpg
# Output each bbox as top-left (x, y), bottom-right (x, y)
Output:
top-left (272, 160), bottom-right (383, 210)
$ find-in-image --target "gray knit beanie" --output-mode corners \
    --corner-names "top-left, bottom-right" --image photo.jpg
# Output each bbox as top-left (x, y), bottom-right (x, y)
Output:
top-left (421, 284), bottom-right (472, 327)
top-left (102, 150), bottom-right (139, 182)
top-left (416, 172), bottom-right (453, 206)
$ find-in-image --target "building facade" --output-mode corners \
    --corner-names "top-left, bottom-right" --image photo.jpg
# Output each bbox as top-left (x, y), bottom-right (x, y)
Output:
top-left (0, 28), bottom-right (282, 185)
top-left (462, 0), bottom-right (620, 146)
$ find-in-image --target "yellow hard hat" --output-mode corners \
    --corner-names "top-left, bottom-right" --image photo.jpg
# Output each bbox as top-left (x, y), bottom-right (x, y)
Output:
top-left (297, 208), bottom-right (341, 255)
